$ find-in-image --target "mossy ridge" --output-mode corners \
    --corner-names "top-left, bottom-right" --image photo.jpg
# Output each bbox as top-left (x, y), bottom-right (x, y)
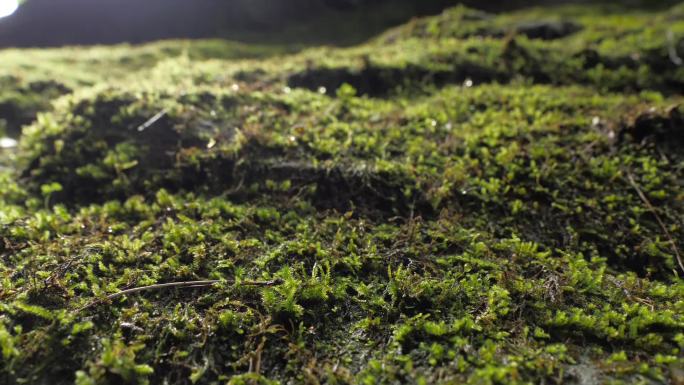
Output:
top-left (2, 2), bottom-right (684, 385)
top-left (18, 81), bottom-right (684, 278)
top-left (285, 4), bottom-right (684, 96)
top-left (0, 40), bottom-right (292, 139)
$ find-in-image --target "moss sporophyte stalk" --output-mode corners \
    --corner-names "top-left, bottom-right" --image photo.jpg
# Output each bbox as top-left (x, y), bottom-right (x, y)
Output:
top-left (1, 2), bottom-right (684, 384)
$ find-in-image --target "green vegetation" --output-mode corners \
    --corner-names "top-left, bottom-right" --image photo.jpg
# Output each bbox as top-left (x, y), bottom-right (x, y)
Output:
top-left (2, 3), bottom-right (684, 384)
top-left (0, 40), bottom-right (291, 136)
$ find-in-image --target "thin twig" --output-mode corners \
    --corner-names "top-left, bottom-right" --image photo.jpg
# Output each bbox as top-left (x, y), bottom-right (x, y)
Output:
top-left (136, 109), bottom-right (168, 132)
top-left (251, 336), bottom-right (266, 375)
top-left (78, 278), bottom-right (283, 312)
top-left (667, 30), bottom-right (683, 66)
top-left (106, 280), bottom-right (219, 301)
top-left (626, 171), bottom-right (684, 274)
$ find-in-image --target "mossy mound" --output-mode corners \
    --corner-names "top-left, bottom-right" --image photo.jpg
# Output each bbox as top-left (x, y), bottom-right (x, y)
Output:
top-left (0, 40), bottom-right (291, 138)
top-left (287, 4), bottom-right (684, 96)
top-left (2, 3), bottom-right (684, 385)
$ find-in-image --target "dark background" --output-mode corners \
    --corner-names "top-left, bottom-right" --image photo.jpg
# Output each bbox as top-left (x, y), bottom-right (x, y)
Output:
top-left (0, 0), bottom-right (457, 47)
top-left (0, 0), bottom-right (678, 48)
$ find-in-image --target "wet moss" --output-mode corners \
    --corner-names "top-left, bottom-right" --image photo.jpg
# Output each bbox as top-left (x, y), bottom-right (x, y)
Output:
top-left (1, 2), bottom-right (684, 385)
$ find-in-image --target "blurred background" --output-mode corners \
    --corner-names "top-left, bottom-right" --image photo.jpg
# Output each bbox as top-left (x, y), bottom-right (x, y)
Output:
top-left (0, 0), bottom-right (464, 47)
top-left (0, 0), bottom-right (677, 48)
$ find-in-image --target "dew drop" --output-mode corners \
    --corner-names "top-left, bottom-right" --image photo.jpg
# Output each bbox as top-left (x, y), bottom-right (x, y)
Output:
top-left (0, 137), bottom-right (18, 149)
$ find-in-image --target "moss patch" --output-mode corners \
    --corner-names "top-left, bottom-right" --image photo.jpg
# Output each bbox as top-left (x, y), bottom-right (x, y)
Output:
top-left (1, 3), bottom-right (684, 385)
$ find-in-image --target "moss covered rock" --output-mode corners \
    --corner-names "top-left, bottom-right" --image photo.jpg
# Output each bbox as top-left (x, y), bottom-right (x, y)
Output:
top-left (1, 3), bottom-right (684, 385)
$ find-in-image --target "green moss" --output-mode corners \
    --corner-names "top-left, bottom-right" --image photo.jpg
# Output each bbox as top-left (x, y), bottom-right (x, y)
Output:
top-left (0, 40), bottom-right (291, 139)
top-left (1, 2), bottom-right (684, 385)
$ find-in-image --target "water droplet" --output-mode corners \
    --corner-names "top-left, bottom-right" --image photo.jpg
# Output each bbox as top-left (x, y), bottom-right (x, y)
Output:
top-left (0, 137), bottom-right (17, 149)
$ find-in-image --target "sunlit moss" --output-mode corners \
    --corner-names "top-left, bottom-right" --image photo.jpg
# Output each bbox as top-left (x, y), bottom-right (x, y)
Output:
top-left (1, 2), bottom-right (684, 385)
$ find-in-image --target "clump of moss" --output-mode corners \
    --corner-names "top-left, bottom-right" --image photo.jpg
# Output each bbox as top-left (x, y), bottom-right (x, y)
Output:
top-left (1, 2), bottom-right (684, 385)
top-left (0, 76), bottom-right (70, 137)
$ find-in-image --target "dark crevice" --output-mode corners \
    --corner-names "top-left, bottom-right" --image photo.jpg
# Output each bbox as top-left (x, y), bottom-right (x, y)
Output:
top-left (618, 106), bottom-right (684, 155)
top-left (232, 158), bottom-right (435, 218)
top-left (287, 63), bottom-right (504, 97)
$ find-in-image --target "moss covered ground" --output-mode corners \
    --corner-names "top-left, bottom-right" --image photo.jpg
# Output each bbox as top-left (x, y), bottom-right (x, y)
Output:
top-left (2, 3), bottom-right (684, 384)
